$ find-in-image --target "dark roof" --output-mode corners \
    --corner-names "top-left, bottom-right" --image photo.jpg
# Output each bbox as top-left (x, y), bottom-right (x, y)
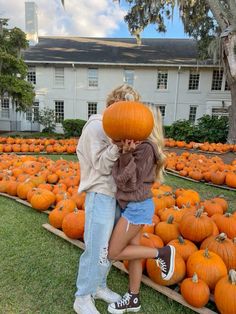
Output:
top-left (23, 37), bottom-right (212, 66)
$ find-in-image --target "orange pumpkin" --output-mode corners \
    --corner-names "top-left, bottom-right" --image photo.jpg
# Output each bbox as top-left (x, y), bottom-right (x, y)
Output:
top-left (200, 233), bottom-right (236, 271)
top-left (102, 101), bottom-right (154, 141)
top-left (168, 236), bottom-right (198, 262)
top-left (180, 273), bottom-right (210, 308)
top-left (146, 253), bottom-right (186, 286)
top-left (214, 270), bottom-right (236, 314)
top-left (62, 209), bottom-right (85, 239)
top-left (187, 248), bottom-right (227, 290)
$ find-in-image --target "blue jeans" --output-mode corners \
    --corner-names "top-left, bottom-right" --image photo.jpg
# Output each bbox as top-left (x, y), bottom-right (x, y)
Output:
top-left (75, 192), bottom-right (117, 296)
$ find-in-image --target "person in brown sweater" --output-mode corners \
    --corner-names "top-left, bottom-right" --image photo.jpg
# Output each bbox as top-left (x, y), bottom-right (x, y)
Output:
top-left (107, 104), bottom-right (176, 314)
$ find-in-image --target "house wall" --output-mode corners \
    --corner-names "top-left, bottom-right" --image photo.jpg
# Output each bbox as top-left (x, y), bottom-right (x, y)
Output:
top-left (2, 64), bottom-right (231, 133)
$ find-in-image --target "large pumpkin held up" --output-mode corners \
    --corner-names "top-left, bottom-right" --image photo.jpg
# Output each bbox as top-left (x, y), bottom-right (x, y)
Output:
top-left (102, 101), bottom-right (154, 141)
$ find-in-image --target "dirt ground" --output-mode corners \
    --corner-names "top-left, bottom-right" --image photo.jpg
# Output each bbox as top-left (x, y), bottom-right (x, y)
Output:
top-left (165, 147), bottom-right (236, 164)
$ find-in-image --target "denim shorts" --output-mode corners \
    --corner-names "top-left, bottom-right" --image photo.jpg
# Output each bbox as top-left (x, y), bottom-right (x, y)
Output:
top-left (121, 198), bottom-right (154, 225)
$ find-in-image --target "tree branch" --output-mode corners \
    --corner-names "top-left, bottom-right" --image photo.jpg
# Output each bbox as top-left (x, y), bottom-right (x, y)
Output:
top-left (206, 0), bottom-right (229, 30)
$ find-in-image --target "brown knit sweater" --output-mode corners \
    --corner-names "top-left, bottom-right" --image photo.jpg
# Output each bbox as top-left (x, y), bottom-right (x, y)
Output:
top-left (112, 140), bottom-right (159, 209)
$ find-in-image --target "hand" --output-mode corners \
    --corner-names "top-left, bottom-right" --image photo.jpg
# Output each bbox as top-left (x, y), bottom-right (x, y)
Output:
top-left (121, 139), bottom-right (141, 153)
top-left (111, 140), bottom-right (123, 148)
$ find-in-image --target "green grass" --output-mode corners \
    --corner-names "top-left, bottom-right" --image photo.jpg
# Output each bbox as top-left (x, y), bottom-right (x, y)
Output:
top-left (1, 153), bottom-right (233, 314)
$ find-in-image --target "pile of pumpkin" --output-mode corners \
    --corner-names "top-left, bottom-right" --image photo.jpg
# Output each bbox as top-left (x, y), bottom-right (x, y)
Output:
top-left (0, 137), bottom-right (77, 154)
top-left (165, 139), bottom-right (236, 153)
top-left (0, 154), bottom-right (236, 313)
top-left (166, 151), bottom-right (236, 188)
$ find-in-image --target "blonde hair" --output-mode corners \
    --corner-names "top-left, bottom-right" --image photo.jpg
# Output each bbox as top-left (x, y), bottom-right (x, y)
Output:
top-left (146, 104), bottom-right (166, 183)
top-left (106, 84), bottom-right (141, 107)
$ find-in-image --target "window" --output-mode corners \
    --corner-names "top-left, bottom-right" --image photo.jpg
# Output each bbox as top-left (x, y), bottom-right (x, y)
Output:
top-left (54, 68), bottom-right (64, 87)
top-left (189, 106), bottom-right (197, 123)
top-left (88, 102), bottom-right (97, 119)
top-left (27, 66), bottom-right (36, 84)
top-left (1, 98), bottom-right (10, 118)
top-left (212, 107), bottom-right (229, 118)
top-left (158, 105), bottom-right (166, 118)
top-left (211, 69), bottom-right (223, 91)
top-left (157, 71), bottom-right (168, 90)
top-left (188, 70), bottom-right (200, 90)
top-left (124, 70), bottom-right (134, 86)
top-left (88, 68), bottom-right (98, 87)
top-left (55, 101), bottom-right (64, 123)
top-left (26, 101), bottom-right (39, 122)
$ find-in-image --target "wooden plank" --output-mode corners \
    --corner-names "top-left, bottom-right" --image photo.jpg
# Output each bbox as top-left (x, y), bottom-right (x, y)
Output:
top-left (166, 170), bottom-right (236, 191)
top-left (166, 170), bottom-right (201, 183)
top-left (0, 192), bottom-right (51, 214)
top-left (42, 223), bottom-right (217, 314)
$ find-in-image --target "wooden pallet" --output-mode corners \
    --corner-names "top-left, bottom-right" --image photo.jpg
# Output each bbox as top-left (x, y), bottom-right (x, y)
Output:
top-left (42, 223), bottom-right (218, 314)
top-left (166, 170), bottom-right (236, 191)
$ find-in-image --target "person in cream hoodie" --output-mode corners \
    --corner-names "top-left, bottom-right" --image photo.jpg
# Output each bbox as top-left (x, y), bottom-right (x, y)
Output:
top-left (73, 84), bottom-right (141, 314)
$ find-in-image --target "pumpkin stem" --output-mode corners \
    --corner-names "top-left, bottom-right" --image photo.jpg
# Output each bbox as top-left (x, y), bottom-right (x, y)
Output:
top-left (224, 213), bottom-right (232, 218)
top-left (203, 248), bottom-right (210, 258)
top-left (216, 233), bottom-right (227, 242)
top-left (233, 238), bottom-right (236, 244)
top-left (167, 215), bottom-right (174, 224)
top-left (195, 208), bottom-right (204, 218)
top-left (177, 235), bottom-right (185, 244)
top-left (192, 272), bottom-right (199, 283)
top-left (228, 269), bottom-right (236, 285)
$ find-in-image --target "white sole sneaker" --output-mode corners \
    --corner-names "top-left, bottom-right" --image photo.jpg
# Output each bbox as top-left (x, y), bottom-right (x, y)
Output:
top-left (163, 245), bottom-right (176, 281)
top-left (108, 304), bottom-right (141, 314)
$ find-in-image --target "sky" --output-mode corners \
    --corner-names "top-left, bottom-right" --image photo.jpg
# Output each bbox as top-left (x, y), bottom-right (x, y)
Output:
top-left (0, 0), bottom-right (188, 39)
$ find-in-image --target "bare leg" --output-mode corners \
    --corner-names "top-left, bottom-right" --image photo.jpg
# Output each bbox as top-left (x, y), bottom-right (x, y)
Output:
top-left (108, 217), bottom-right (158, 261)
top-left (128, 231), bottom-right (143, 294)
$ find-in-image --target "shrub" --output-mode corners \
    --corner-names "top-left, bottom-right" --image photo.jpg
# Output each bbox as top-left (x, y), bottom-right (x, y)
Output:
top-left (38, 108), bottom-right (56, 133)
top-left (62, 119), bottom-right (87, 138)
top-left (166, 120), bottom-right (197, 142)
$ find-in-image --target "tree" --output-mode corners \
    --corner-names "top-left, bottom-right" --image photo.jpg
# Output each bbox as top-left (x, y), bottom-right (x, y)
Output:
top-left (38, 107), bottom-right (56, 133)
top-left (112, 0), bottom-right (236, 144)
top-left (0, 19), bottom-right (35, 112)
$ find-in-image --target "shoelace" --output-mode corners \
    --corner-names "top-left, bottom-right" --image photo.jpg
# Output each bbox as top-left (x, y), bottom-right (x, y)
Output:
top-left (116, 293), bottom-right (132, 307)
top-left (156, 257), bottom-right (167, 273)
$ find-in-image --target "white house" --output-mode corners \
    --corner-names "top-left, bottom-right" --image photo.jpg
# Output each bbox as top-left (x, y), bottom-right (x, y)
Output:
top-left (0, 36), bottom-right (231, 133)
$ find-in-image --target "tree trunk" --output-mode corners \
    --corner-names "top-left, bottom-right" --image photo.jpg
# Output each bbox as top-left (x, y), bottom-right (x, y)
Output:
top-left (222, 34), bottom-right (236, 144)
top-left (228, 80), bottom-right (236, 144)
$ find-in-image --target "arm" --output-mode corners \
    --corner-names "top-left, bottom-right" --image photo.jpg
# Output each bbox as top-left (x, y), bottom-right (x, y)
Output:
top-left (77, 119), bottom-right (120, 175)
top-left (112, 143), bottom-right (154, 192)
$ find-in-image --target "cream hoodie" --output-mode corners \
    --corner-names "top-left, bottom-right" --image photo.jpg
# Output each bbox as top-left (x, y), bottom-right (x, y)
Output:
top-left (77, 114), bottom-right (120, 197)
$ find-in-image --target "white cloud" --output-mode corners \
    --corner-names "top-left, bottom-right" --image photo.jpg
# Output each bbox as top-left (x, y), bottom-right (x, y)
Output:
top-left (0, 0), bottom-right (126, 37)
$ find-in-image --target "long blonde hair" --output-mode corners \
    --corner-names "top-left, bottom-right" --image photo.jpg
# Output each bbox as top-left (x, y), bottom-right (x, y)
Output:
top-left (146, 104), bottom-right (166, 182)
top-left (106, 84), bottom-right (141, 107)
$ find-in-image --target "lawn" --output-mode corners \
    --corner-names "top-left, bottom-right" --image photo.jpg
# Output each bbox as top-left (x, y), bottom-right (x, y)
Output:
top-left (1, 154), bottom-right (234, 314)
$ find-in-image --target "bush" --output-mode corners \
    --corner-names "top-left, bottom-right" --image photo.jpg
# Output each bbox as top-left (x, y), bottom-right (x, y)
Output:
top-left (166, 115), bottom-right (229, 143)
top-left (62, 119), bottom-right (87, 138)
top-left (195, 115), bottom-right (229, 143)
top-left (166, 120), bottom-right (198, 142)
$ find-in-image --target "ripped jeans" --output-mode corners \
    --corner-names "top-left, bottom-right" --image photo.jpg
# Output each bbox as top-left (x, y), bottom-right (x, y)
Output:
top-left (75, 192), bottom-right (117, 297)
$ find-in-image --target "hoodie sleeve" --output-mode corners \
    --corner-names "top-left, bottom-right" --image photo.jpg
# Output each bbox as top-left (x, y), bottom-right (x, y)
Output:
top-left (77, 118), bottom-right (120, 175)
top-left (112, 143), bottom-right (155, 192)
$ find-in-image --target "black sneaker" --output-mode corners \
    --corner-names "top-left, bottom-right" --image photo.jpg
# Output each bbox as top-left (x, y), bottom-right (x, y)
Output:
top-left (155, 245), bottom-right (176, 280)
top-left (108, 292), bottom-right (141, 313)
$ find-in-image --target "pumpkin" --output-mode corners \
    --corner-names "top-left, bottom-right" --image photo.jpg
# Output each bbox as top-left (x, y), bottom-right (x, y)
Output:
top-left (30, 189), bottom-right (55, 211)
top-left (49, 205), bottom-right (71, 229)
top-left (214, 270), bottom-right (236, 314)
top-left (146, 253), bottom-right (186, 286)
top-left (202, 199), bottom-right (224, 216)
top-left (62, 209), bottom-right (85, 239)
top-left (213, 213), bottom-right (236, 239)
top-left (200, 233), bottom-right (236, 271)
top-left (140, 232), bottom-right (164, 249)
top-left (154, 215), bottom-right (180, 244)
top-left (179, 208), bottom-right (213, 243)
top-left (180, 273), bottom-right (210, 308)
top-left (168, 236), bottom-right (198, 262)
top-left (187, 248), bottom-right (227, 290)
top-left (212, 197), bottom-right (228, 213)
top-left (225, 171), bottom-right (236, 188)
top-left (102, 101), bottom-right (154, 141)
